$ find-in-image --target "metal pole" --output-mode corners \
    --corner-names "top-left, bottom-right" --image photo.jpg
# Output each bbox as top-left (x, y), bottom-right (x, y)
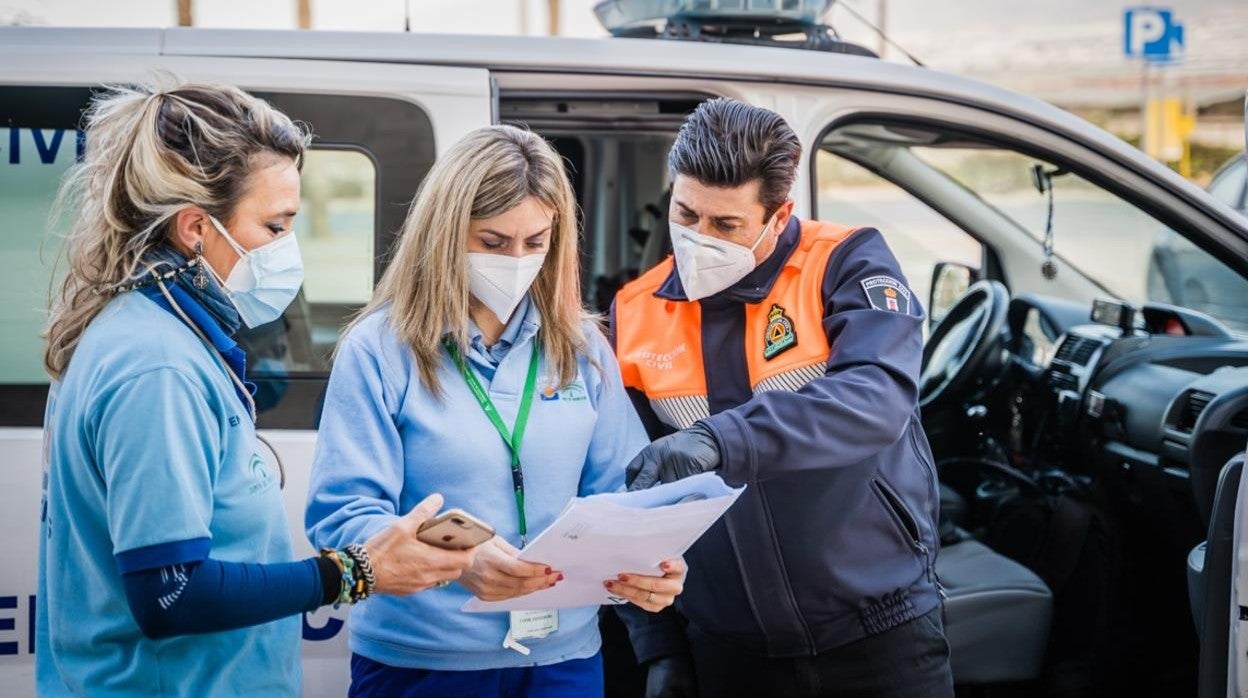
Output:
top-left (547, 0), bottom-right (559, 36)
top-left (296, 0), bottom-right (311, 29)
top-left (1139, 59), bottom-right (1149, 157)
top-left (877, 0), bottom-right (887, 60)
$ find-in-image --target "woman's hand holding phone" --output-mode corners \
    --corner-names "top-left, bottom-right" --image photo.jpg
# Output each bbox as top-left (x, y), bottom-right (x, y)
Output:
top-left (458, 537), bottom-right (563, 602)
top-left (363, 493), bottom-right (479, 596)
top-left (604, 557), bottom-right (687, 613)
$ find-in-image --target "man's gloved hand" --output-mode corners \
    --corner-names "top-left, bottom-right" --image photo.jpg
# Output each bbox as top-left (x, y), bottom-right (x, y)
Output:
top-left (626, 423), bottom-right (720, 491)
top-left (644, 654), bottom-right (698, 698)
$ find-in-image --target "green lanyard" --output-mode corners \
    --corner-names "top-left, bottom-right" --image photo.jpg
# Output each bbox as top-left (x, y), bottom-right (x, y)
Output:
top-left (445, 338), bottom-right (540, 544)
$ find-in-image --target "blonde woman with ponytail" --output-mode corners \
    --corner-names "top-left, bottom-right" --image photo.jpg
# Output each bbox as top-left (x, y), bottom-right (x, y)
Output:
top-left (37, 79), bottom-right (476, 697)
top-left (305, 124), bottom-right (686, 697)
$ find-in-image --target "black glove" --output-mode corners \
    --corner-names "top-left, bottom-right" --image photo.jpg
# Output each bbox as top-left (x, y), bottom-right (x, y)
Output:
top-left (626, 423), bottom-right (721, 491)
top-left (644, 654), bottom-right (699, 698)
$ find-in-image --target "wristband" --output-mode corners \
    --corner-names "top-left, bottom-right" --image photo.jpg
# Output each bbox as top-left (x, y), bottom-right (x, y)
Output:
top-left (343, 543), bottom-right (377, 601)
top-left (319, 548), bottom-right (359, 608)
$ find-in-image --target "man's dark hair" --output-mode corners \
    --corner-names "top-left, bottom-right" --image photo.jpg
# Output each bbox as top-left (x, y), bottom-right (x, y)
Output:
top-left (668, 98), bottom-right (802, 220)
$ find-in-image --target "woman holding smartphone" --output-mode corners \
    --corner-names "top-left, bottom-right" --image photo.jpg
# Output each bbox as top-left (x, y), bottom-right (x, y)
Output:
top-left (305, 124), bottom-right (686, 697)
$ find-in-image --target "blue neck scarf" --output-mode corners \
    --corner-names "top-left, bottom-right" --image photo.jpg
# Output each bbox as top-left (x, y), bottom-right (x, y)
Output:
top-left (140, 244), bottom-right (242, 336)
top-left (134, 245), bottom-right (255, 416)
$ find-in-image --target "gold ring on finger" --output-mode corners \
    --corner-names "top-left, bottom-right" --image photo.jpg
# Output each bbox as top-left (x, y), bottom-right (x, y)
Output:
top-left (436, 580), bottom-right (451, 588)
top-left (645, 591), bottom-right (655, 603)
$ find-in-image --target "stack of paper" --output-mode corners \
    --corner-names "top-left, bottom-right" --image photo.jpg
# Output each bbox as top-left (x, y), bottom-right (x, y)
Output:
top-left (463, 473), bottom-right (744, 612)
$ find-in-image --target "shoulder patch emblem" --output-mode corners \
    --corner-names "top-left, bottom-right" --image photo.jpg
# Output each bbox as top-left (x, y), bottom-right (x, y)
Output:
top-left (763, 304), bottom-right (798, 360)
top-left (861, 276), bottom-right (911, 314)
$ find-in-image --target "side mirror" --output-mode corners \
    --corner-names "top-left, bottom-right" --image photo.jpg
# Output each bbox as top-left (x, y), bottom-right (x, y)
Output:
top-left (929, 262), bottom-right (978, 326)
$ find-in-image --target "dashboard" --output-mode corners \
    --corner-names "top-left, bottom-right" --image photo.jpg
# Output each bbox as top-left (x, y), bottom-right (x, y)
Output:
top-left (1006, 294), bottom-right (1248, 522)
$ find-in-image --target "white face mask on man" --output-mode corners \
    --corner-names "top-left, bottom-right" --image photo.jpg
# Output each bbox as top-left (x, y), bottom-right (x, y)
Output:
top-left (467, 252), bottom-right (547, 323)
top-left (206, 215), bottom-right (305, 329)
top-left (669, 217), bottom-right (774, 301)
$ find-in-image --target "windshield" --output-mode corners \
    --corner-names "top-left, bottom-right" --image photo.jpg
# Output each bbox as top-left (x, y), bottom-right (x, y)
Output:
top-left (910, 146), bottom-right (1248, 332)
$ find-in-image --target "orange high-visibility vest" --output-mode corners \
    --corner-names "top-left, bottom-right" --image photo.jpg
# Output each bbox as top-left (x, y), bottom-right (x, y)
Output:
top-left (615, 220), bottom-right (857, 429)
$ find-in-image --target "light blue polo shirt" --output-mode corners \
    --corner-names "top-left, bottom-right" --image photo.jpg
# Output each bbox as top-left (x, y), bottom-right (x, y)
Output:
top-left (305, 295), bottom-right (650, 671)
top-left (35, 290), bottom-right (299, 696)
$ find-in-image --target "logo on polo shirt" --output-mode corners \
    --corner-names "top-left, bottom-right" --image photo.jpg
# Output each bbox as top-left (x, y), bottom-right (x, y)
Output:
top-left (539, 381), bottom-right (588, 402)
top-left (248, 454), bottom-right (274, 494)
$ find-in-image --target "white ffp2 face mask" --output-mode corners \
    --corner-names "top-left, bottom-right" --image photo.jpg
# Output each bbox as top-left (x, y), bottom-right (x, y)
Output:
top-left (207, 216), bottom-right (305, 329)
top-left (467, 252), bottom-right (547, 323)
top-left (669, 218), bottom-right (773, 301)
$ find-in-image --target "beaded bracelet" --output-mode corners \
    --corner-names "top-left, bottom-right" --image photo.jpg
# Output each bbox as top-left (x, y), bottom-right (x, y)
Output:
top-left (320, 549), bottom-right (359, 608)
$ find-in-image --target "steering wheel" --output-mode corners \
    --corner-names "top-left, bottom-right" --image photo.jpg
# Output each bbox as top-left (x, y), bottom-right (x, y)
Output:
top-left (919, 280), bottom-right (1009, 408)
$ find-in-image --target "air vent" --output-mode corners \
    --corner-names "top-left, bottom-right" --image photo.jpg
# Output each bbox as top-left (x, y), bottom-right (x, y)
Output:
top-left (1177, 391), bottom-right (1214, 432)
top-left (1231, 409), bottom-right (1248, 431)
top-left (1054, 335), bottom-right (1098, 366)
top-left (1048, 371), bottom-right (1079, 393)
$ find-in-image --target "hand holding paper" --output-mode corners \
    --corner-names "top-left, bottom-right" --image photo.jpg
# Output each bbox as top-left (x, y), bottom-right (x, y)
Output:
top-left (604, 556), bottom-right (688, 612)
top-left (463, 472), bottom-right (744, 612)
top-left (457, 536), bottom-right (562, 602)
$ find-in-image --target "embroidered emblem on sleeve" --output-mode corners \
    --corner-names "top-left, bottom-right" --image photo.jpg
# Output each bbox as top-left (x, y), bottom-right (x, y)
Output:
top-left (861, 276), bottom-right (912, 314)
top-left (763, 303), bottom-right (798, 360)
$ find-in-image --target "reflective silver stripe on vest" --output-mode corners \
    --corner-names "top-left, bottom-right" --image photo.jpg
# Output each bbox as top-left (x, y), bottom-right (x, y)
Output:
top-left (752, 361), bottom-right (827, 395)
top-left (649, 394), bottom-right (710, 430)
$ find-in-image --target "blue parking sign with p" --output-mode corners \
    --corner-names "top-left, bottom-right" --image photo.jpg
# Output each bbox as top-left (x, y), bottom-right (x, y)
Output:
top-left (1124, 7), bottom-right (1184, 63)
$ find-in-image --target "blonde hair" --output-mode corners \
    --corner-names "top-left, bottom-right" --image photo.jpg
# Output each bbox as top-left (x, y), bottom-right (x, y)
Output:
top-left (355, 124), bottom-right (591, 395)
top-left (43, 76), bottom-right (310, 379)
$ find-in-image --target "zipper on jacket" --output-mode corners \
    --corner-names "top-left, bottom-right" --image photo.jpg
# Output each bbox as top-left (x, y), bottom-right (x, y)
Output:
top-left (873, 477), bottom-right (921, 545)
top-left (907, 424), bottom-right (948, 602)
top-left (755, 487), bottom-right (818, 654)
top-left (873, 477), bottom-right (943, 600)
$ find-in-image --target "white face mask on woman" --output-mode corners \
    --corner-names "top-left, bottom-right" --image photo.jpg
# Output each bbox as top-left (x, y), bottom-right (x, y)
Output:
top-left (207, 216), bottom-right (305, 328)
top-left (669, 217), bottom-right (773, 301)
top-left (466, 252), bottom-right (546, 323)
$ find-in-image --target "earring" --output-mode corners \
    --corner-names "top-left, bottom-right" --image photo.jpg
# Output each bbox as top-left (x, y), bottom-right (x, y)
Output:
top-left (192, 241), bottom-right (209, 289)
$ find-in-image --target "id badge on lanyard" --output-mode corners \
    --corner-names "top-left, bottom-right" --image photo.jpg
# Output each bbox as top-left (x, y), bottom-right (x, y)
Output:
top-left (504, 609), bottom-right (559, 655)
top-left (446, 339), bottom-right (556, 654)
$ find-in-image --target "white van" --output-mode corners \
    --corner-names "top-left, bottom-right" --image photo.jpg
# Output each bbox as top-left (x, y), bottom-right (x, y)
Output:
top-left (2, 20), bottom-right (1247, 697)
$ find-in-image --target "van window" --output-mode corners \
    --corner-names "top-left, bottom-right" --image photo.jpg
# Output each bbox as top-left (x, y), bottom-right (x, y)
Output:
top-left (816, 116), bottom-right (1248, 334)
top-left (0, 127), bottom-right (76, 384)
top-left (0, 87), bottom-right (436, 429)
top-left (0, 134), bottom-right (377, 385)
top-left (237, 148), bottom-right (377, 392)
top-left (907, 146), bottom-right (1248, 333)
top-left (814, 149), bottom-right (983, 316)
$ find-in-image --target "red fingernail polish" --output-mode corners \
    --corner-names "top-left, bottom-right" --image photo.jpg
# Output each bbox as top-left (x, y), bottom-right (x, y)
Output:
top-left (605, 581), bottom-right (613, 588)
top-left (545, 567), bottom-right (552, 575)
top-left (619, 574), bottom-right (630, 582)
top-left (661, 562), bottom-right (671, 571)
top-left (557, 573), bottom-right (564, 582)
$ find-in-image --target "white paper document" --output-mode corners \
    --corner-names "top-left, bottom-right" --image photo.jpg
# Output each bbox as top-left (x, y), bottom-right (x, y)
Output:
top-left (463, 473), bottom-right (745, 612)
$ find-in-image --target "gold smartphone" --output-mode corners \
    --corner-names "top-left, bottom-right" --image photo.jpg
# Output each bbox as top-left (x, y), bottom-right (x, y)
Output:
top-left (416, 508), bottom-right (496, 550)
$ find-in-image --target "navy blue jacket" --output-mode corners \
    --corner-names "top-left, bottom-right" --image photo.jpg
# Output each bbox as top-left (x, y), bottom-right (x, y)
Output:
top-left (611, 218), bottom-right (942, 660)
